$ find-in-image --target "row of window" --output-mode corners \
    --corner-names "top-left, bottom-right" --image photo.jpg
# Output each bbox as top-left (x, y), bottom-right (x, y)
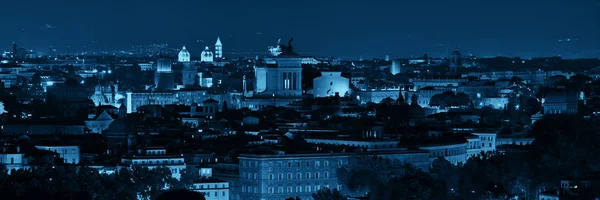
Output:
top-left (199, 191), bottom-right (226, 198)
top-left (194, 184), bottom-right (227, 189)
top-left (242, 185), bottom-right (341, 194)
top-left (243, 171), bottom-right (330, 180)
top-left (127, 160), bottom-right (184, 165)
top-left (243, 160), bottom-right (343, 168)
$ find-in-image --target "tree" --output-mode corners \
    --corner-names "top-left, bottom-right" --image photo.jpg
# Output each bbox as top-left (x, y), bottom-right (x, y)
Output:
top-left (222, 100), bottom-right (228, 111)
top-left (337, 156), bottom-right (416, 196)
top-left (312, 188), bottom-right (346, 200)
top-left (157, 189), bottom-right (206, 200)
top-left (380, 97), bottom-right (395, 106)
top-left (430, 158), bottom-right (460, 192)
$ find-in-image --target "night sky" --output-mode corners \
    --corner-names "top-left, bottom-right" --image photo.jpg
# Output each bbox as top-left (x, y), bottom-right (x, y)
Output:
top-left (1, 0), bottom-right (599, 59)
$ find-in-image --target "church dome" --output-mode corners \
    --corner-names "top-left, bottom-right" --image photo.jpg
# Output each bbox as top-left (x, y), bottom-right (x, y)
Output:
top-left (178, 46), bottom-right (190, 62)
top-left (201, 46), bottom-right (214, 62)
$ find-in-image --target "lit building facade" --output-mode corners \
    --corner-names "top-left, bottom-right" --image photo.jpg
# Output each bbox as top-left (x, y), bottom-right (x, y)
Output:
top-left (215, 37), bottom-right (223, 59)
top-left (311, 72), bottom-right (350, 97)
top-left (178, 46), bottom-right (191, 62)
top-left (390, 59), bottom-right (401, 75)
top-left (238, 153), bottom-right (348, 200)
top-left (120, 147), bottom-right (186, 180)
top-left (35, 145), bottom-right (80, 164)
top-left (201, 46), bottom-right (214, 62)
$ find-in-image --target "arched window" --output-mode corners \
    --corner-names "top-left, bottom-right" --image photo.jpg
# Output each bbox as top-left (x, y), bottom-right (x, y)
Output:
top-left (306, 172), bottom-right (311, 179)
top-left (269, 173), bottom-right (274, 180)
top-left (324, 171), bottom-right (329, 178)
top-left (306, 185), bottom-right (311, 193)
top-left (287, 173), bottom-right (293, 179)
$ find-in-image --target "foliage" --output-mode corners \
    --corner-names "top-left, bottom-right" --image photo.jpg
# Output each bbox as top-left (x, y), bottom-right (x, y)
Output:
top-left (429, 91), bottom-right (470, 107)
top-left (0, 165), bottom-right (192, 200)
top-left (312, 188), bottom-right (346, 200)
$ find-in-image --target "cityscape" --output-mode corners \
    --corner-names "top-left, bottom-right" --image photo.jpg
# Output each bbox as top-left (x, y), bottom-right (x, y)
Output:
top-left (1, 0), bottom-right (600, 200)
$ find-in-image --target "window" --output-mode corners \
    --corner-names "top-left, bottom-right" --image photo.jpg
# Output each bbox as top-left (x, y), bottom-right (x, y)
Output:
top-left (287, 186), bottom-right (292, 193)
top-left (247, 173), bottom-right (251, 179)
top-left (242, 186), bottom-right (246, 193)
top-left (297, 162), bottom-right (300, 167)
top-left (278, 173), bottom-right (284, 180)
top-left (316, 172), bottom-right (320, 179)
top-left (287, 173), bottom-right (292, 179)
top-left (324, 171), bottom-right (329, 178)
top-left (278, 186), bottom-right (284, 193)
top-left (254, 187), bottom-right (258, 193)
top-left (338, 160), bottom-right (343, 166)
top-left (306, 185), bottom-right (311, 193)
top-left (482, 143), bottom-right (485, 147)
top-left (297, 172), bottom-right (302, 179)
top-left (222, 191), bottom-right (225, 196)
top-left (306, 161), bottom-right (310, 166)
top-left (268, 187), bottom-right (274, 193)
top-left (324, 160), bottom-right (329, 166)
top-left (269, 173), bottom-right (274, 180)
top-left (306, 172), bottom-right (311, 179)
top-left (288, 162), bottom-right (292, 167)
top-left (315, 161), bottom-right (321, 167)
top-left (254, 173), bottom-right (258, 180)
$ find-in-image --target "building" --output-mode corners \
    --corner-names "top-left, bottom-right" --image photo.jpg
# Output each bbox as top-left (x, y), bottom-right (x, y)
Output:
top-left (178, 46), bottom-right (191, 62)
top-left (182, 62), bottom-right (196, 86)
top-left (201, 46), bottom-right (214, 62)
top-left (35, 145), bottom-right (80, 164)
top-left (243, 52), bottom-right (305, 109)
top-left (191, 167), bottom-right (230, 200)
top-left (0, 146), bottom-right (26, 172)
top-left (543, 88), bottom-right (579, 115)
top-left (311, 72), bottom-right (350, 97)
top-left (125, 91), bottom-right (177, 113)
top-left (449, 51), bottom-right (462, 75)
top-left (120, 147), bottom-right (186, 179)
top-left (238, 153), bottom-right (349, 200)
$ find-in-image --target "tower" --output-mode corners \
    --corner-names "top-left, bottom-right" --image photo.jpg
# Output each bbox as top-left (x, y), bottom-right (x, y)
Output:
top-left (182, 62), bottom-right (196, 86)
top-left (243, 75), bottom-right (247, 95)
top-left (449, 51), bottom-right (462, 75)
top-left (215, 37), bottom-right (223, 59)
top-left (390, 59), bottom-right (401, 75)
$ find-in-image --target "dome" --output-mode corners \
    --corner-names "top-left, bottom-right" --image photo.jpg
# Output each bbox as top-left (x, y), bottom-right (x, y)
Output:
top-left (201, 46), bottom-right (214, 62)
top-left (178, 46), bottom-right (190, 62)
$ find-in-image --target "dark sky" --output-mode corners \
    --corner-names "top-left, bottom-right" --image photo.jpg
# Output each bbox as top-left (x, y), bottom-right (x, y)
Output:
top-left (1, 0), bottom-right (599, 59)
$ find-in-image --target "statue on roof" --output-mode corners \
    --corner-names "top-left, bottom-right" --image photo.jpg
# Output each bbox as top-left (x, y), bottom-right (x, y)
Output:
top-left (279, 37), bottom-right (297, 55)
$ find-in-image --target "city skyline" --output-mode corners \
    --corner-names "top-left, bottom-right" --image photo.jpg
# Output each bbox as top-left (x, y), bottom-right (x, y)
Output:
top-left (1, 0), bottom-right (599, 59)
